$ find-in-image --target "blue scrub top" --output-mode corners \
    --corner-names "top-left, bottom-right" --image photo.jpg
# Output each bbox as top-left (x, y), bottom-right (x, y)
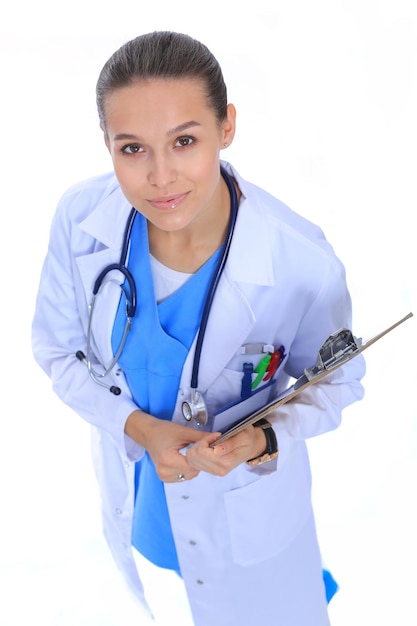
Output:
top-left (111, 212), bottom-right (339, 602)
top-left (112, 212), bottom-right (221, 572)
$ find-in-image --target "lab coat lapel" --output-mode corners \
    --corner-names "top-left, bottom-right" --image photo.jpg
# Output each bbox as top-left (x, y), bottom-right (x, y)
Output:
top-left (185, 192), bottom-right (276, 393)
top-left (73, 171), bottom-right (276, 385)
top-left (75, 187), bottom-right (133, 365)
top-left (193, 276), bottom-right (256, 392)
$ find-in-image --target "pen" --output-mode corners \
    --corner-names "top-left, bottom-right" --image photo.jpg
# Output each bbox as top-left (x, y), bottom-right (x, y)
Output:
top-left (241, 362), bottom-right (253, 399)
top-left (263, 345), bottom-right (286, 381)
top-left (251, 354), bottom-right (271, 390)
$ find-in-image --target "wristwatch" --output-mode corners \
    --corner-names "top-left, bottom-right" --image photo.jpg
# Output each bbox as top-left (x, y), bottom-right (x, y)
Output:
top-left (246, 418), bottom-right (279, 466)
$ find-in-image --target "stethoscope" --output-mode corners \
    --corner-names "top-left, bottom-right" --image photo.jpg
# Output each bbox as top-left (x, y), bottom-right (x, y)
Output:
top-left (76, 165), bottom-right (239, 426)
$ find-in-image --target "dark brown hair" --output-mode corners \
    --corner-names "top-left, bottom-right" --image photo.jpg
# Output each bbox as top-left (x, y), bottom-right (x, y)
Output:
top-left (96, 31), bottom-right (228, 128)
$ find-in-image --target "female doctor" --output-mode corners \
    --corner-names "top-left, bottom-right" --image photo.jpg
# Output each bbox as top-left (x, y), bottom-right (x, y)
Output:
top-left (32, 31), bottom-right (365, 626)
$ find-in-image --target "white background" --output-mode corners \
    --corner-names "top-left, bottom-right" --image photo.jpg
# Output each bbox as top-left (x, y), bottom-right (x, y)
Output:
top-left (1, 1), bottom-right (416, 624)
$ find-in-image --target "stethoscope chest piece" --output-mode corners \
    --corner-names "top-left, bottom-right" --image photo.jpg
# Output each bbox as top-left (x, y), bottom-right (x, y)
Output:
top-left (181, 390), bottom-right (208, 426)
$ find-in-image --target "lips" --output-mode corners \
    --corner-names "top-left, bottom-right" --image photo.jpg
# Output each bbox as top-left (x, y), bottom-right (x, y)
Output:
top-left (148, 192), bottom-right (188, 211)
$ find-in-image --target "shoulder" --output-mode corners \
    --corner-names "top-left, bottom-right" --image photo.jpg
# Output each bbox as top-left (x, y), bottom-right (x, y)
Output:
top-left (55, 172), bottom-right (121, 220)
top-left (225, 161), bottom-right (340, 264)
top-left (47, 172), bottom-right (131, 252)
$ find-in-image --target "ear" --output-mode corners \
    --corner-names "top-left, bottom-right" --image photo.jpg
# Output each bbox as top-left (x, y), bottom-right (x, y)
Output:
top-left (221, 103), bottom-right (237, 149)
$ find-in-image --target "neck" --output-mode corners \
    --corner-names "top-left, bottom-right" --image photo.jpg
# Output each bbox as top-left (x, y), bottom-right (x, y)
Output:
top-left (148, 177), bottom-right (237, 273)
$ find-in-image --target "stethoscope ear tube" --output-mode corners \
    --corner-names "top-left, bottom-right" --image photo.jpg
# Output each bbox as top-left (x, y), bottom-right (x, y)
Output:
top-left (75, 208), bottom-right (138, 394)
top-left (75, 350), bottom-right (122, 395)
top-left (93, 263), bottom-right (137, 317)
top-left (181, 166), bottom-right (239, 425)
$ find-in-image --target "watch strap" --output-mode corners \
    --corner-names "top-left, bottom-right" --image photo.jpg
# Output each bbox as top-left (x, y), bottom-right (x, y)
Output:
top-left (247, 419), bottom-right (279, 466)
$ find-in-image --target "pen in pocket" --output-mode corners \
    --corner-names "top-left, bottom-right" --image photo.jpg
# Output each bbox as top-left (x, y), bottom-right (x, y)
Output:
top-left (251, 354), bottom-right (272, 390)
top-left (263, 345), bottom-right (286, 381)
top-left (241, 345), bottom-right (286, 398)
top-left (240, 362), bottom-right (254, 399)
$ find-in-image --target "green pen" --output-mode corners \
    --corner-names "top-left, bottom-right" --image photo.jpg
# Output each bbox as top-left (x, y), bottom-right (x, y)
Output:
top-left (251, 353), bottom-right (272, 390)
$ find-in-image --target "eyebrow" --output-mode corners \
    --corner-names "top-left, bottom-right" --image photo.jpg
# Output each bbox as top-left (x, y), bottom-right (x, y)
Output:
top-left (113, 121), bottom-right (201, 142)
top-left (167, 121), bottom-right (201, 136)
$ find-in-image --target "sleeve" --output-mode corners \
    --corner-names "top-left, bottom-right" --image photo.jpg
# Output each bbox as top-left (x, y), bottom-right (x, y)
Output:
top-left (31, 191), bottom-right (145, 463)
top-left (264, 254), bottom-right (366, 473)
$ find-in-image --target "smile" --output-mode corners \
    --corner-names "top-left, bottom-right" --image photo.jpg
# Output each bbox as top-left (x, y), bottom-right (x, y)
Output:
top-left (148, 192), bottom-right (189, 211)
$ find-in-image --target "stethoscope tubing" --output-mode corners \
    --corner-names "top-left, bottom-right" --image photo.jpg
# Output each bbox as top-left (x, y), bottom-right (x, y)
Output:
top-left (92, 208), bottom-right (138, 317)
top-left (77, 166), bottom-right (238, 400)
top-left (189, 167), bottom-right (238, 391)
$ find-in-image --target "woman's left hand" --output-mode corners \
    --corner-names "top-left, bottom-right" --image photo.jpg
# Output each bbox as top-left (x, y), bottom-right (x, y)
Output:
top-left (185, 425), bottom-right (266, 476)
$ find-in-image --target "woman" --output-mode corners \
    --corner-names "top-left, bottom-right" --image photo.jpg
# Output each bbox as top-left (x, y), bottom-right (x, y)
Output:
top-left (32, 31), bottom-right (365, 626)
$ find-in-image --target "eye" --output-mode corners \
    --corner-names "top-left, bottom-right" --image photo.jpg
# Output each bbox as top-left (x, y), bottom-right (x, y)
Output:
top-left (121, 143), bottom-right (143, 154)
top-left (175, 136), bottom-right (196, 148)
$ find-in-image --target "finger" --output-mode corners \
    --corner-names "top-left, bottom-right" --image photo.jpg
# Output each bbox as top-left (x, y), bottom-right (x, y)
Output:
top-left (185, 431), bottom-right (220, 451)
top-left (186, 431), bottom-right (253, 475)
top-left (172, 467), bottom-right (200, 483)
top-left (161, 464), bottom-right (200, 483)
top-left (204, 432), bottom-right (223, 446)
top-left (212, 429), bottom-right (251, 456)
top-left (185, 434), bottom-right (221, 469)
top-left (176, 425), bottom-right (211, 446)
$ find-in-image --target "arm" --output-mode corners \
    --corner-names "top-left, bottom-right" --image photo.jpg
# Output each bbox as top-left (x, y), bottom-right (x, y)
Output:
top-left (187, 253), bottom-right (365, 475)
top-left (271, 256), bottom-right (366, 452)
top-left (32, 188), bottom-right (208, 470)
top-left (32, 192), bottom-right (144, 460)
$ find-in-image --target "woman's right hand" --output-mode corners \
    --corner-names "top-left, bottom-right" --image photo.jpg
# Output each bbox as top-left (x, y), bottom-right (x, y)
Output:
top-left (124, 409), bottom-right (207, 483)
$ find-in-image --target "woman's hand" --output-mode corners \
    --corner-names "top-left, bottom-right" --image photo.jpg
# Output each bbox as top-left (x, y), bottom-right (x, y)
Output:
top-left (125, 409), bottom-right (208, 482)
top-left (186, 425), bottom-right (267, 476)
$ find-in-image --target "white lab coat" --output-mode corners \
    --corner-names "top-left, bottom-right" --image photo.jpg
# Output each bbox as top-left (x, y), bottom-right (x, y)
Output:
top-left (32, 162), bottom-right (365, 626)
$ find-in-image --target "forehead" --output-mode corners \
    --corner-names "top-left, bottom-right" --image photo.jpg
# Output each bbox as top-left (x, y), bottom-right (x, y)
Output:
top-left (103, 77), bottom-right (213, 127)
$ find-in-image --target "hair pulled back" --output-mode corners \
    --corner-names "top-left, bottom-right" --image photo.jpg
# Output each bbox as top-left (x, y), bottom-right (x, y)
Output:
top-left (96, 31), bottom-right (228, 128)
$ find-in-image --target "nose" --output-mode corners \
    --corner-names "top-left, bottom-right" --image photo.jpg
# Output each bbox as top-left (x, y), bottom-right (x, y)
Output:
top-left (148, 153), bottom-right (177, 188)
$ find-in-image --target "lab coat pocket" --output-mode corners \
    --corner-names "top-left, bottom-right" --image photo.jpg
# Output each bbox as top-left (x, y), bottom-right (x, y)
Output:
top-left (211, 378), bottom-right (276, 433)
top-left (223, 453), bottom-right (312, 566)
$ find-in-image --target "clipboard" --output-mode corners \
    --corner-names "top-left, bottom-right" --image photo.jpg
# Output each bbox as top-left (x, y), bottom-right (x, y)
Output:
top-left (210, 312), bottom-right (413, 446)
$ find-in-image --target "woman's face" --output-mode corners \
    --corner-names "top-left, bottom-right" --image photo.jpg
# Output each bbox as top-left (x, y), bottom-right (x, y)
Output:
top-left (103, 78), bottom-right (236, 234)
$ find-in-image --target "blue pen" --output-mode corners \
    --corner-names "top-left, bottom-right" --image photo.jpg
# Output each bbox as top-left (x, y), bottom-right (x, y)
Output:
top-left (241, 362), bottom-right (253, 399)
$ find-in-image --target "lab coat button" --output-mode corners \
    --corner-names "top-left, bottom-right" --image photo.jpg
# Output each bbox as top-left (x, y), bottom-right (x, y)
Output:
top-left (189, 540), bottom-right (196, 546)
top-left (115, 508), bottom-right (123, 515)
top-left (182, 495), bottom-right (189, 500)
top-left (196, 580), bottom-right (204, 585)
